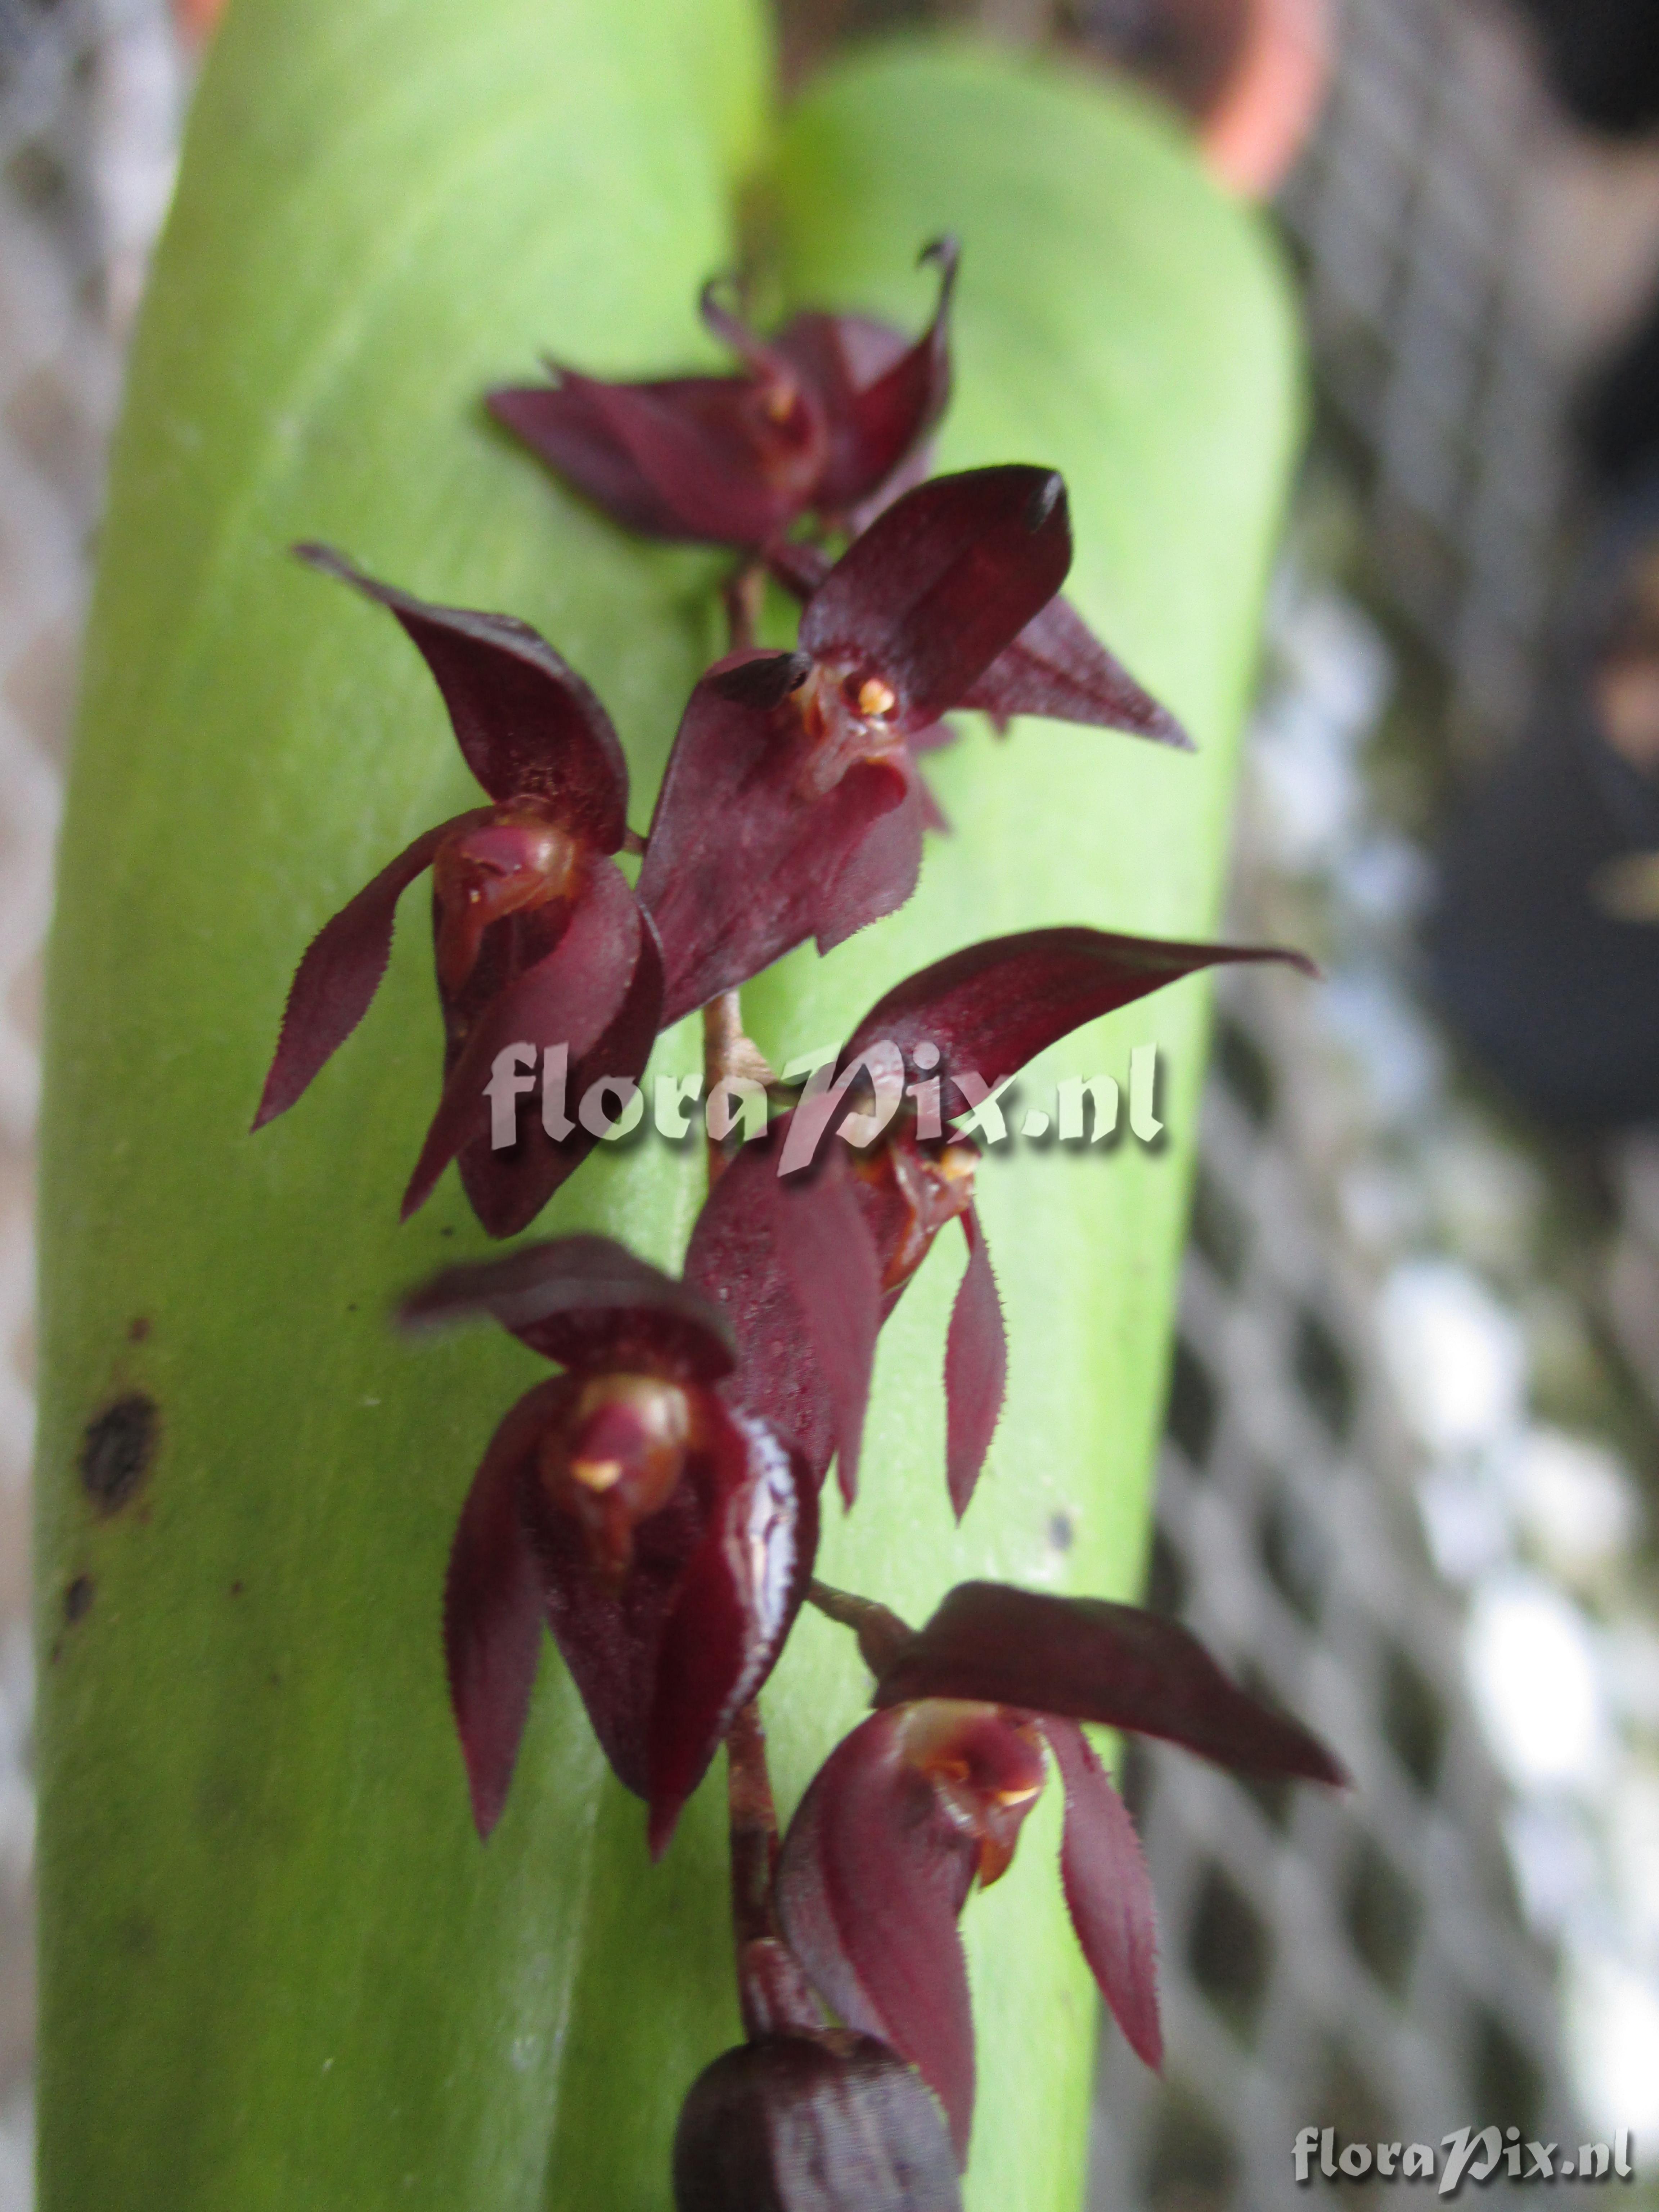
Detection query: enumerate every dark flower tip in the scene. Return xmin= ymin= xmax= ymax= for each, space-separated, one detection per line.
xmin=673 ymin=2033 xmax=961 ymax=2211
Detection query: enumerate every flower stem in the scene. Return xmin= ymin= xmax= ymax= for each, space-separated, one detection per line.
xmin=727 ymin=1699 xmax=822 ymax=2039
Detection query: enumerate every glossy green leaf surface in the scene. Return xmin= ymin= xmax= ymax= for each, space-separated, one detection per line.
xmin=36 ymin=12 xmax=1299 ymax=2212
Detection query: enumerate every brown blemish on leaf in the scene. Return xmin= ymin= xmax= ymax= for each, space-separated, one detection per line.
xmin=80 ymin=1392 xmax=159 ymax=1515
xmin=1048 ymin=1510 xmax=1076 ymax=1553
xmin=229 ymin=1579 xmax=244 ymax=1597
xmin=63 ymin=1574 xmax=94 ymax=1624
xmin=127 ymin=1316 xmax=151 ymax=1344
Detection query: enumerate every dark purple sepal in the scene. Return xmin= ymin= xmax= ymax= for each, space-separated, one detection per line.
xmin=846 ymin=927 xmax=1319 ymax=1105
xmin=943 ymin=1205 xmax=1006 ymax=1521
xmin=775 ymin=1712 xmax=978 ymax=2161
xmin=815 ymin=778 xmax=925 ymax=961
xmin=533 ymin=1461 xmax=702 ymax=1800
xmin=798 ymin=467 xmax=1071 ymax=728
xmin=646 ymin=1411 xmax=818 ymax=1856
xmin=685 ymin=1139 xmax=882 ymax=1503
xmin=486 ymin=379 xmax=698 ymax=540
xmin=1042 ymin=1718 xmax=1162 ymax=2068
xmin=457 ymin=903 xmax=666 ymax=1239
xmin=638 ymin=660 xmax=917 ymax=1026
xmin=489 ymin=365 xmax=824 ymax=548
xmin=672 ymin=2032 xmax=962 ymax=2212
xmin=872 ymin=1584 xmax=1347 ymax=1784
xmin=961 ymin=594 xmax=1192 ymax=751
xmin=684 ymin=1128 xmax=835 ymax=1489
xmin=252 ymin=809 xmax=485 ymax=1130
xmin=400 ymin=1230 xmax=736 ymax=1383
xmin=443 ymin=1377 xmax=570 ymax=1839
xmin=775 ymin=237 xmax=958 ymax=520
xmin=292 ymin=544 xmax=630 ymax=841
xmin=400 ymin=856 xmax=648 ymax=1223
xmin=523 ymin=1396 xmax=814 ymax=1851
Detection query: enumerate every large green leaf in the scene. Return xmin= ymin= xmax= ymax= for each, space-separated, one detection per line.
xmin=35 ymin=11 xmax=1299 ymax=2212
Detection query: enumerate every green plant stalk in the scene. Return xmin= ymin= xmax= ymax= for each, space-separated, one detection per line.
xmin=35 ymin=6 xmax=1300 ymax=2209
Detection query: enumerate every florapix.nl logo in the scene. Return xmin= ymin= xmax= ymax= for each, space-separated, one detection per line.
xmin=479 ymin=1035 xmax=1169 ymax=1166
xmin=1293 ymin=2126 xmax=1636 ymax=2193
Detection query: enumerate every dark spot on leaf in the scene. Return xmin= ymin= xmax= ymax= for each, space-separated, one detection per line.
xmin=126 ymin=1316 xmax=151 ymax=1344
xmin=119 ymin=1913 xmax=156 ymax=1958
xmin=48 ymin=1639 xmax=62 ymax=1666
xmin=80 ymin=1392 xmax=158 ymax=1515
xmin=440 ymin=1227 xmax=455 ymax=1238
xmin=1048 ymin=1510 xmax=1075 ymax=1552
xmin=229 ymin=1580 xmax=244 ymax=1597
xmin=63 ymin=1574 xmax=94 ymax=1624
xmin=346 ymin=1301 xmax=359 ymax=1312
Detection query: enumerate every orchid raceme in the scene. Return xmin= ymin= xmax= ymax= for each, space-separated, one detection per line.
xmin=400 ymin=1224 xmax=877 ymax=1852
xmin=489 ymin=239 xmax=958 ymax=549
xmin=775 ymin=1581 xmax=1346 ymax=2161
xmin=253 ymin=547 xmax=661 ymax=1236
xmin=687 ymin=926 xmax=1317 ymax=1514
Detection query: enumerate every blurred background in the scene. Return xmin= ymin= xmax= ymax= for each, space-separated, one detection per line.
xmin=5 ymin=0 xmax=1659 ymax=2203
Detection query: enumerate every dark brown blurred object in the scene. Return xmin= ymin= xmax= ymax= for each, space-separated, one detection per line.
xmin=1430 ymin=473 xmax=1659 ymax=1130
xmin=1508 ymin=0 xmax=1659 ymax=138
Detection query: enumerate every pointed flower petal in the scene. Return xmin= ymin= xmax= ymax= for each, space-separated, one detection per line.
xmin=294 ymin=543 xmax=630 ymax=840
xmin=490 ymin=363 xmax=823 ymax=548
xmin=944 ymin=1205 xmax=1006 ymax=1521
xmin=534 ymin=1456 xmax=705 ymax=1799
xmin=638 ymin=661 xmax=915 ymax=1026
xmin=1043 ymin=1719 xmax=1162 ymax=2068
xmin=456 ymin=905 xmax=665 ymax=1239
xmin=252 ymin=810 xmax=482 ymax=1129
xmin=776 ymin=1711 xmax=979 ymax=2161
xmin=815 ymin=779 xmax=925 ymax=960
xmin=646 ymin=1411 xmax=817 ymax=1854
xmin=401 ymin=1231 xmax=736 ymax=1382
xmin=486 ymin=379 xmax=696 ymax=539
xmin=798 ymin=467 xmax=1072 ymax=727
xmin=400 ymin=855 xmax=645 ymax=1221
xmin=776 ymin=236 xmax=959 ymax=516
xmin=872 ymin=1584 xmax=1347 ymax=1784
xmin=845 ymin=927 xmax=1318 ymax=1102
xmin=443 ymin=1380 xmax=568 ymax=1838
xmin=685 ymin=1141 xmax=882 ymax=1502
xmin=961 ymin=594 xmax=1192 ymax=750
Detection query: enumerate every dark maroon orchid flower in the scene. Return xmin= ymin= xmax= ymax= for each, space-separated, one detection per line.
xmin=775 ymin=1581 xmax=1345 ymax=2161
xmin=401 ymin=1235 xmax=839 ymax=1853
xmin=768 ymin=539 xmax=1190 ymax=759
xmin=687 ymin=927 xmax=1316 ymax=1514
xmin=673 ymin=2031 xmax=961 ymax=2212
xmin=487 ymin=240 xmax=957 ymax=550
xmin=254 ymin=547 xmax=661 ymax=1237
xmin=639 ymin=465 xmax=1092 ymax=1026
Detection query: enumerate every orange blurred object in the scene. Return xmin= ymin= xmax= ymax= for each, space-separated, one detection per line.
xmin=172 ymin=0 xmax=227 ymax=47
xmin=1201 ymin=0 xmax=1332 ymax=198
